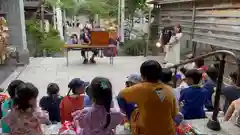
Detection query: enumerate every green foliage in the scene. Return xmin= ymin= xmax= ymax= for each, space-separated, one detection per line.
xmin=125 ymin=0 xmax=147 ymax=18
xmin=45 ymin=0 xmax=79 ymax=17
xmin=25 ymin=19 xmax=64 ymax=57
xmin=76 ymin=0 xmax=117 ymax=18
xmin=45 ymin=0 xmax=76 ymax=9
xmin=46 ymin=0 xmax=118 ymax=18
xmin=122 ymin=39 xmax=146 ymax=56
xmin=40 ymin=28 xmax=64 ymax=56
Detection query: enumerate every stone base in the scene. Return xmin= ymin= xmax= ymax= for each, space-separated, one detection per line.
xmin=17 ymin=49 xmax=29 ymax=65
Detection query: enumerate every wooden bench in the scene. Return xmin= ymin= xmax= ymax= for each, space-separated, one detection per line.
xmin=64 ymin=31 xmax=117 ymax=66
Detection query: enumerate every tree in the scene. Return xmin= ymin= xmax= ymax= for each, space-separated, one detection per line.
xmin=45 ymin=0 xmax=77 ymax=17
xmin=75 ymin=0 xmax=118 ymax=26
xmin=125 ymin=0 xmax=147 ymax=35
xmin=46 ymin=0 xmax=118 ymax=27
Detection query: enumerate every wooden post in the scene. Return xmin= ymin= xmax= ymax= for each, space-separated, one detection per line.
xmin=145 ymin=8 xmax=152 ymax=57
xmin=190 ymin=0 xmax=196 ymax=57
xmin=40 ymin=3 xmax=45 ymax=32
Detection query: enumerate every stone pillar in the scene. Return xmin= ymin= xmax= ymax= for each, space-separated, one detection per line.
xmin=1 ymin=0 xmax=29 ymax=64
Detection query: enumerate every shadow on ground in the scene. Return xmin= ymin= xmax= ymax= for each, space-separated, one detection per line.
xmin=0 ymin=58 xmax=17 ymax=85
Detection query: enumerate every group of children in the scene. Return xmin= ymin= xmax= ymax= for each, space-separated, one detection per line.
xmin=0 ymin=59 xmax=239 ymax=135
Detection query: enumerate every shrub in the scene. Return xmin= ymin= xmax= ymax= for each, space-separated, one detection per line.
xmin=25 ymin=19 xmax=64 ymax=57
xmin=122 ymin=39 xmax=146 ymax=56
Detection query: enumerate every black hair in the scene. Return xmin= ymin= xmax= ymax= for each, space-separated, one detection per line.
xmin=206 ymin=67 xmax=218 ymax=81
xmin=83 ymin=27 xmax=90 ymax=32
xmin=47 ymin=83 xmax=60 ymax=97
xmin=175 ymin=24 xmax=182 ymax=33
xmin=160 ymin=68 xmax=172 ymax=83
xmin=89 ymin=77 xmax=112 ymax=129
xmin=185 ymin=69 xmax=202 ymax=84
xmin=67 ymin=79 xmax=84 ymax=95
xmin=14 ymin=82 xmax=39 ymax=111
xmin=195 ymin=59 xmax=205 ymax=68
xmin=180 ymin=67 xmax=187 ymax=75
xmin=7 ymin=80 xmax=24 ymax=98
xmin=71 ymin=34 xmax=78 ymax=38
xmin=140 ymin=60 xmax=162 ymax=83
xmin=161 ymin=26 xmax=174 ymax=46
xmin=125 ymin=81 xmax=134 ymax=87
xmin=229 ymin=71 xmax=238 ymax=83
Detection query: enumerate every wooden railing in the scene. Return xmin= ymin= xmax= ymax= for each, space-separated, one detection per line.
xmin=167 ymin=50 xmax=240 ymax=131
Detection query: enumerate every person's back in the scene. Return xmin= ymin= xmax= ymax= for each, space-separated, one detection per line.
xmin=222 ymin=71 xmax=240 ymax=113
xmin=40 ymin=83 xmax=62 ymax=123
xmin=60 ymin=95 xmax=84 ymax=123
xmin=222 ymin=85 xmax=240 ymax=113
xmin=119 ymin=60 xmax=178 ymax=135
xmin=40 ymin=96 xmax=62 ymax=123
xmin=73 ymin=106 xmax=124 ymax=135
xmin=60 ymin=78 xmax=88 ymax=123
xmin=2 ymin=83 xmax=44 ymax=135
xmin=1 ymin=80 xmax=24 ymax=133
xmin=136 ymin=82 xmax=177 ymax=134
xmin=73 ymin=77 xmax=124 ymax=135
xmin=180 ymin=86 xmax=206 ymax=119
xmin=179 ymin=69 xmax=206 ymax=119
xmin=203 ymin=67 xmax=218 ymax=111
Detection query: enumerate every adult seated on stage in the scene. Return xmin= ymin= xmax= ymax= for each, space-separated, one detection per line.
xmin=67 ymin=34 xmax=79 ymax=44
xmin=80 ymin=27 xmax=98 ymax=64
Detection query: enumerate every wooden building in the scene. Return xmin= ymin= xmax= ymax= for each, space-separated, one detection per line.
xmin=148 ymin=0 xmax=240 ymax=56
xmin=24 ymin=0 xmax=54 ymax=22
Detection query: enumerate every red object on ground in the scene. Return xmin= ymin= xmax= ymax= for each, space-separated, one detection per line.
xmin=175 ymin=122 xmax=193 ymax=135
xmin=58 ymin=121 xmax=77 ymax=134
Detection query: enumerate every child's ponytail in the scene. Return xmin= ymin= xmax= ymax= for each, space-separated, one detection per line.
xmin=90 ymin=77 xmax=113 ymax=129
xmin=103 ymin=89 xmax=112 ymax=129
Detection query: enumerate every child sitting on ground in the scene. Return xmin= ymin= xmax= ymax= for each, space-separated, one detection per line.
xmin=221 ymin=71 xmax=240 ymax=113
xmin=117 ymin=73 xmax=142 ymax=120
xmin=72 ymin=77 xmax=125 ymax=135
xmin=179 ymin=69 xmax=206 ymax=119
xmin=1 ymin=80 xmax=24 ymax=133
xmin=40 ymin=83 xmax=63 ymax=124
xmin=203 ymin=67 xmax=218 ymax=111
xmin=60 ymin=78 xmax=91 ymax=123
xmin=3 ymin=83 xmax=50 ymax=135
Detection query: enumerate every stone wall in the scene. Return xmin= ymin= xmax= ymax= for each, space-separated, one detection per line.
xmin=0 ymin=0 xmax=29 ymax=64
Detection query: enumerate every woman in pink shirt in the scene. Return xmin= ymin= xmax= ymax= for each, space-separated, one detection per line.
xmin=72 ymin=77 xmax=125 ymax=135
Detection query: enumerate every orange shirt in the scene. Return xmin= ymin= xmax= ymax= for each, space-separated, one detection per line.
xmin=119 ymin=82 xmax=178 ymax=135
xmin=60 ymin=95 xmax=84 ymax=123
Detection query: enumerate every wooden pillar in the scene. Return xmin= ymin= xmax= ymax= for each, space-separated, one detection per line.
xmin=190 ymin=0 xmax=196 ymax=57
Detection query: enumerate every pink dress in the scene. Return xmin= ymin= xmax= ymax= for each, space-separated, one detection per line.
xmin=72 ymin=104 xmax=125 ymax=135
xmin=2 ymin=108 xmax=43 ymax=135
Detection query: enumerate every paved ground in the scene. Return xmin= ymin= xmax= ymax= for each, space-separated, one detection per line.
xmin=0 ymin=51 xmax=163 ymax=103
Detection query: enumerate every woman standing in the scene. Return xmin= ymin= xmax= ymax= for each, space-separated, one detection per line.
xmin=164 ymin=24 xmax=183 ymax=65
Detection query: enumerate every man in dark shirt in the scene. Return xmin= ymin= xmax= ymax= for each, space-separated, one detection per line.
xmin=222 ymin=71 xmax=240 ymax=113
xmin=80 ymin=27 xmax=98 ymax=64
